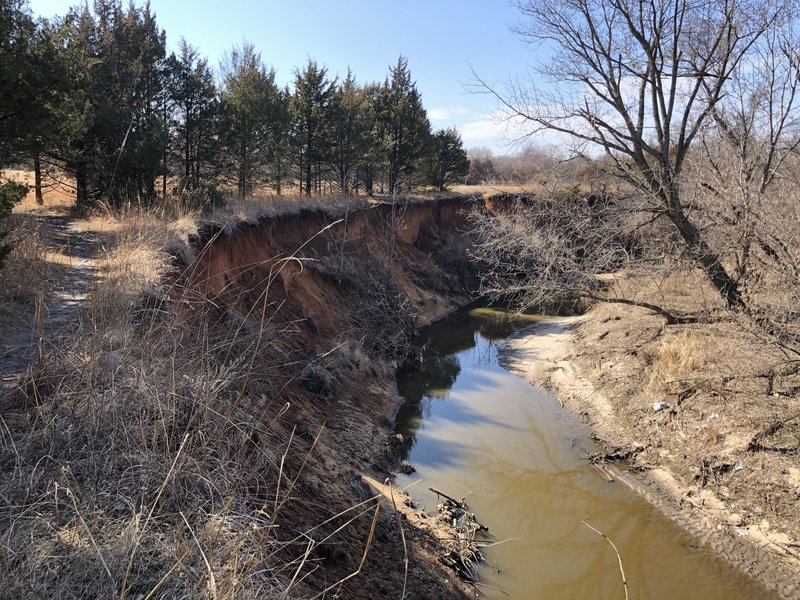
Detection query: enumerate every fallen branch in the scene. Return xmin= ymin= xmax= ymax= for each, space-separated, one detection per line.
xmin=585 ymin=293 xmax=706 ymax=325
xmin=388 ymin=479 xmax=409 ymax=600
xmin=582 ymin=519 xmax=629 ymax=600
xmin=429 ymin=487 xmax=466 ymax=508
xmin=748 ymin=412 xmax=800 ymax=453
xmin=576 ymin=447 xmax=615 ymax=482
xmin=430 ymin=487 xmax=489 ymax=532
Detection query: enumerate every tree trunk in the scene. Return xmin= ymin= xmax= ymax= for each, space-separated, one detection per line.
xmin=668 ymin=204 xmax=744 ymax=309
xmin=163 ymin=99 xmax=168 ymax=199
xmin=185 ymin=132 xmax=191 ymax=181
xmin=76 ymin=160 xmax=89 ymax=208
xmin=33 ymin=153 xmax=43 ymax=205
xmin=305 ymin=158 xmax=312 ymax=196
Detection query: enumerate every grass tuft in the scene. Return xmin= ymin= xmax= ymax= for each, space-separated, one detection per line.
xmin=643 ymin=331 xmax=707 ymax=392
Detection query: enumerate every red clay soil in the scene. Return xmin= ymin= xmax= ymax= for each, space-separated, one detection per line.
xmin=183 ymin=197 xmax=492 ymax=599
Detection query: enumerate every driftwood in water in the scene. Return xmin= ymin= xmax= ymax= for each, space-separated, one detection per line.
xmin=428 ymin=486 xmax=490 ymax=582
xmin=429 ymin=487 xmax=488 ymax=532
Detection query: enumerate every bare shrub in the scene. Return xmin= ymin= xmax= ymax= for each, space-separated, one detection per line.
xmin=311 ymin=251 xmax=416 ymax=363
xmin=469 ymin=193 xmax=633 ymax=310
xmin=688 ymin=136 xmax=800 ymax=355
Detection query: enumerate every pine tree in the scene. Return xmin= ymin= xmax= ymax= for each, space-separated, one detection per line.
xmin=218 ymin=43 xmax=282 ymax=199
xmin=328 ymin=69 xmax=369 ymax=195
xmin=0 ymin=0 xmax=65 ymax=192
xmin=0 ymin=0 xmax=37 ymax=257
xmin=290 ymin=59 xmax=336 ymax=196
xmin=56 ymin=1 xmax=168 ymax=207
xmin=0 ymin=0 xmax=36 ymax=162
xmin=166 ymin=39 xmax=219 ymax=191
xmin=422 ymin=128 xmax=469 ymax=191
xmin=265 ymin=85 xmax=292 ymax=195
xmin=377 ymin=56 xmax=431 ymax=195
xmin=357 ymin=82 xmax=386 ymax=196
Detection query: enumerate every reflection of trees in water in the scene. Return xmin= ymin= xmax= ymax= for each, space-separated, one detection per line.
xmin=476 ymin=317 xmax=521 ymax=341
xmin=394 ymin=353 xmax=461 ymax=459
xmin=424 ymin=312 xmax=479 ymax=356
xmin=470 ymin=336 xmax=499 ymax=370
xmin=393 ymin=305 xmax=531 ymax=459
xmin=424 ymin=311 xmax=522 ymax=356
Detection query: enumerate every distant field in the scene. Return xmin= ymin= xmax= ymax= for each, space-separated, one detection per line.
xmin=2 ymin=169 xmax=75 ymax=211
xmin=452 ymin=183 xmax=544 ymax=196
xmin=3 ymin=169 xmax=579 ymax=214
xmin=452 ymin=182 xmax=601 ymax=197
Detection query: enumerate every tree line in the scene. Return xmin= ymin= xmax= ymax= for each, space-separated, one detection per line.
xmin=0 ymin=0 xmax=470 ymax=213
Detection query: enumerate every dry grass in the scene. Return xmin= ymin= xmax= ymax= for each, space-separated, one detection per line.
xmin=0 ymin=214 xmax=52 ymax=304
xmin=201 ymin=193 xmax=381 ymax=240
xmin=0 ymin=184 xmax=486 ymax=599
xmin=643 ymin=330 xmax=708 ymax=392
xmin=452 ymin=181 xmax=602 ymax=198
xmin=0 ymin=207 xmax=393 ymax=599
xmin=3 ymin=169 xmax=74 ymax=213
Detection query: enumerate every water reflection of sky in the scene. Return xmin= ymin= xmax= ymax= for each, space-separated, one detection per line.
xmin=392 ymin=307 xmax=780 ymax=600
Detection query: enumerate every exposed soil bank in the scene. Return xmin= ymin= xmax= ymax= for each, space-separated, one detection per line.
xmin=502 ymin=309 xmax=800 ymax=599
xmin=187 ymin=197 xmax=495 ymax=598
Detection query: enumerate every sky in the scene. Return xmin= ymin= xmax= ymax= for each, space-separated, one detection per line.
xmin=27 ymin=0 xmax=539 ymax=153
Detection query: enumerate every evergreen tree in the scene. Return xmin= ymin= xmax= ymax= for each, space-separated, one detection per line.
xmin=57 ymin=1 xmax=168 ymax=207
xmin=0 ymin=0 xmax=36 ymax=162
xmin=377 ymin=56 xmax=431 ymax=195
xmin=328 ymin=69 xmax=369 ymax=195
xmin=422 ymin=127 xmax=469 ymax=191
xmin=166 ymin=39 xmax=218 ymax=191
xmin=24 ymin=18 xmax=72 ymax=205
xmin=0 ymin=0 xmax=67 ymax=197
xmin=0 ymin=180 xmax=26 ymax=267
xmin=357 ymin=81 xmax=385 ymax=196
xmin=218 ymin=42 xmax=282 ymax=199
xmin=265 ymin=85 xmax=292 ymax=195
xmin=0 ymin=0 xmax=58 ymax=225
xmin=290 ymin=59 xmax=335 ymax=196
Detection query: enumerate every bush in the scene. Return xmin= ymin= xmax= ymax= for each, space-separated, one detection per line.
xmin=169 ymin=178 xmax=225 ymax=215
xmin=0 ymin=179 xmax=28 ymax=267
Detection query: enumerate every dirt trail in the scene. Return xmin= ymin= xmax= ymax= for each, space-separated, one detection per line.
xmin=0 ymin=213 xmax=101 ymax=387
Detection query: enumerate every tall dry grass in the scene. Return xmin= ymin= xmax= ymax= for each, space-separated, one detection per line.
xmin=0 ymin=215 xmax=52 ymax=304
xmin=0 ymin=208 xmax=387 ymax=599
xmin=642 ymin=331 xmax=708 ymax=393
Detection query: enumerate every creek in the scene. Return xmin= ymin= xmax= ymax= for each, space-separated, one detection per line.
xmin=393 ymin=306 xmax=778 ymax=599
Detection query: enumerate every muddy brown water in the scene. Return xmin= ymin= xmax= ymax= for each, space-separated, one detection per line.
xmin=394 ymin=307 xmax=779 ymax=599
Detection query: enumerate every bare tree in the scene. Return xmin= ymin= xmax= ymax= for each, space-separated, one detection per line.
xmin=689 ymin=15 xmax=800 ymax=351
xmin=477 ymin=0 xmax=788 ymax=309
xmin=695 ymin=13 xmax=800 ymax=273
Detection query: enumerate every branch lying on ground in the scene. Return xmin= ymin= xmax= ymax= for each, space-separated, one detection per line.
xmin=747 ymin=412 xmax=800 ymax=453
xmin=584 ymin=293 xmax=708 ymax=325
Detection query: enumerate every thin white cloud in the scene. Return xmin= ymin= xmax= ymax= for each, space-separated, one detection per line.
xmin=459 ymin=110 xmax=531 ymax=147
xmin=429 ymin=105 xmax=574 ymax=152
xmin=428 ymin=106 xmax=474 ymax=121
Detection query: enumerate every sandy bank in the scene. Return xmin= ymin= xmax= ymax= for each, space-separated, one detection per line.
xmin=501 ymin=315 xmax=800 ymax=600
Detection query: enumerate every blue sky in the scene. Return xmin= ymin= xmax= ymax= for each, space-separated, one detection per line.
xmin=28 ymin=0 xmax=537 ymax=153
